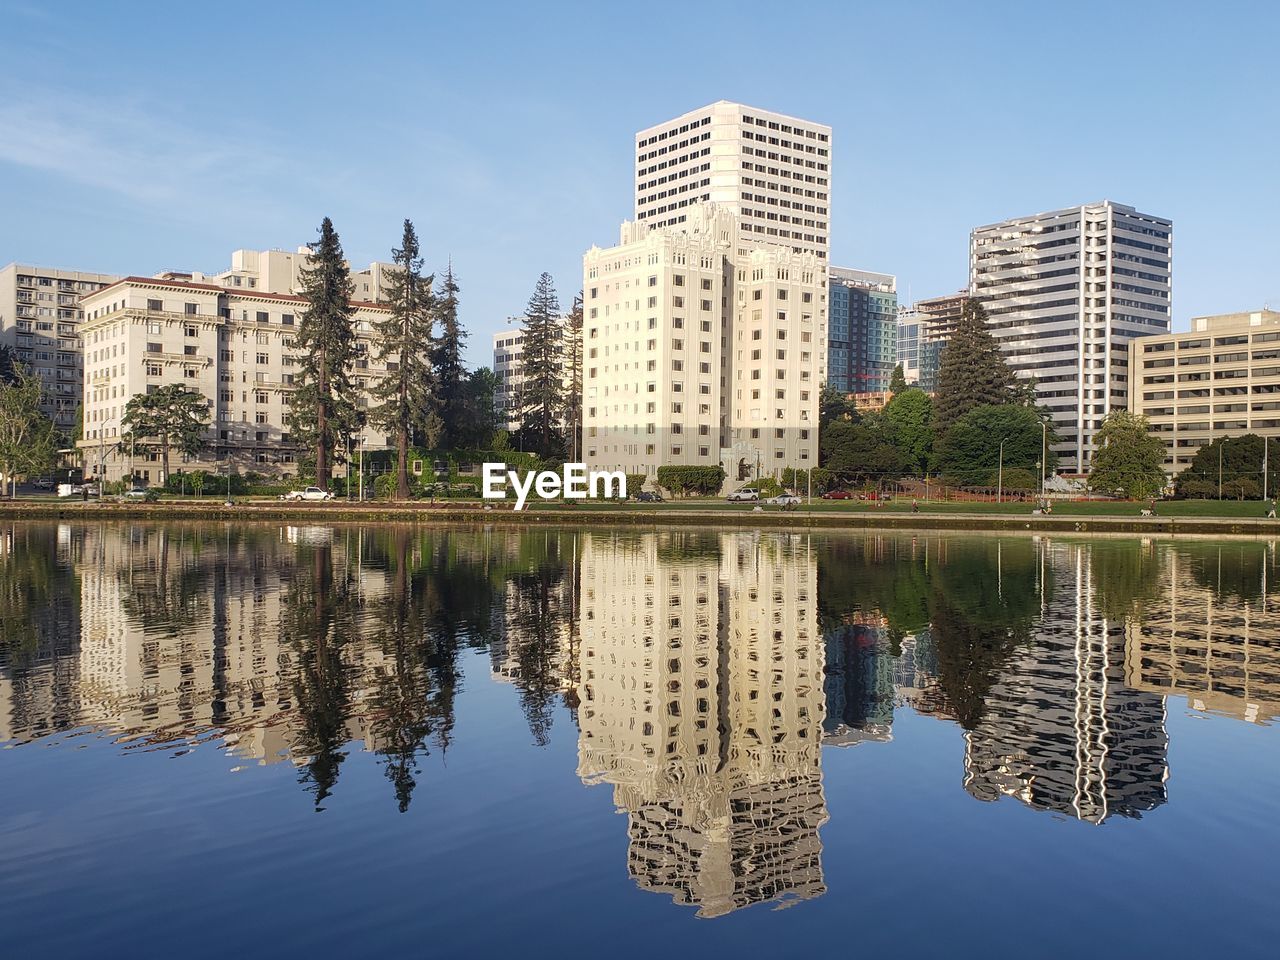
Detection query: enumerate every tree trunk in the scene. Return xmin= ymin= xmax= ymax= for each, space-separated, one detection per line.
xmin=316 ymin=352 xmax=329 ymax=492
xmin=161 ymin=430 xmax=170 ymax=486
xmin=396 ymin=333 xmax=410 ymax=501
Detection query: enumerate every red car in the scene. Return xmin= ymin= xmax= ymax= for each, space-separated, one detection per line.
xmin=821 ymin=490 xmax=853 ymax=500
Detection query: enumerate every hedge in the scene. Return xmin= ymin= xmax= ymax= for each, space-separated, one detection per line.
xmin=656 ymin=465 xmax=725 ymax=497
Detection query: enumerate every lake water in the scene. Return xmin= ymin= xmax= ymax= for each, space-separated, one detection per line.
xmin=1 ymin=523 xmax=1278 ymax=958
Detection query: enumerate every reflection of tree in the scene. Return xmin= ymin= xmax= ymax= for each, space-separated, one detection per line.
xmin=927 ymin=539 xmax=1047 ymax=730
xmin=365 ymin=529 xmax=460 ymax=813
xmin=116 ymin=527 xmax=215 ymax=635
xmin=818 ymin=536 xmax=1050 ymax=730
xmin=1089 ymin=540 xmax=1165 ymax=619
xmin=1175 ymin=542 xmax=1277 ymax=605
xmin=281 ymin=544 xmax=356 ymax=811
xmin=0 ymin=524 xmax=72 ymax=662
xmin=501 ymin=531 xmax=573 ymax=747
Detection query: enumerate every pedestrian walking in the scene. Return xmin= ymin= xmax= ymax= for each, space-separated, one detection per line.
xmin=1267 ymin=499 xmax=1277 ymax=519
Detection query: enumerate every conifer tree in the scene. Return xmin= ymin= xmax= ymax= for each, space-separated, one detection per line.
xmin=933 ymin=298 xmax=1015 ymax=436
xmin=287 ymin=217 xmax=358 ymax=492
xmin=121 ymin=384 xmax=210 ymax=484
xmin=430 ymin=262 xmax=467 ymax=449
xmin=889 ymin=363 xmax=907 ymax=396
xmin=563 ymin=290 xmax=584 ymax=461
xmin=517 ymin=272 xmax=564 ymax=458
xmin=372 ymin=219 xmax=437 ymax=500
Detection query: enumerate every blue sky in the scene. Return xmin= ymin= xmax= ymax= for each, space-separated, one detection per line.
xmin=1 ymin=0 xmax=1276 ymax=366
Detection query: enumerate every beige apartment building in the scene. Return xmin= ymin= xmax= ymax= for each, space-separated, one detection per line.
xmin=582 ymin=202 xmax=824 ymax=483
xmin=635 ymin=100 xmax=833 ymax=261
xmin=0 ymin=263 xmax=118 ymax=435
xmin=1129 ymin=309 xmax=1280 ymax=474
xmin=76 ymin=268 xmax=394 ymax=483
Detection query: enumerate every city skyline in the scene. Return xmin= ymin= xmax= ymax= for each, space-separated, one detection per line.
xmin=3 ymin=2 xmax=1278 ymax=371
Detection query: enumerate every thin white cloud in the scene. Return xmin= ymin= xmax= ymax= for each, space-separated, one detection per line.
xmin=0 ymin=87 xmax=310 ymax=214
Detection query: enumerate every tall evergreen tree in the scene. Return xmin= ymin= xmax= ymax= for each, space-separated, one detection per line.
xmin=371 ymin=219 xmax=437 ymax=500
xmin=430 ymin=261 xmax=467 ymax=449
xmin=517 ymin=272 xmax=564 ymax=458
xmin=563 ymin=290 xmax=583 ymax=461
xmin=889 ymin=363 xmax=908 ymax=395
xmin=287 ymin=217 xmax=358 ymax=493
xmin=1089 ymin=410 xmax=1168 ymax=500
xmin=933 ymin=298 xmax=1015 ymax=436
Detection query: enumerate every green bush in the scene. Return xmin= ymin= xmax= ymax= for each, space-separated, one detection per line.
xmin=625 ymin=473 xmax=647 ymax=497
xmin=756 ymin=477 xmax=783 ymax=499
xmin=656 ymin=465 xmax=726 ymax=497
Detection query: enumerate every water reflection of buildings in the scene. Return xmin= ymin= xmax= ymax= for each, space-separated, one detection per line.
xmin=576 ymin=532 xmax=827 ymax=917
xmin=1124 ymin=546 xmax=1280 ymax=725
xmin=962 ymin=544 xmax=1169 ymax=824
xmin=822 ymin=616 xmax=894 ymax=746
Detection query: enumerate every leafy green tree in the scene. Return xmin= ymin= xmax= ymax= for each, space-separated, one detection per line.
xmin=120 ymin=384 xmax=210 ymax=485
xmin=883 ymin=387 xmax=933 ymax=475
xmin=889 ymin=363 xmax=908 ymax=395
xmin=288 ymin=217 xmax=359 ymax=493
xmin=933 ymin=299 xmax=1015 ymax=435
xmin=937 ymin=404 xmax=1055 ymax=487
xmin=0 ymin=367 xmax=58 ymax=496
xmin=1176 ymin=434 xmax=1279 ymax=499
xmin=563 ymin=290 xmax=584 ymax=461
xmin=819 ymin=384 xmax=859 ymax=426
xmin=372 ymin=219 xmax=438 ymax=500
xmin=1088 ymin=410 xmax=1168 ymax=499
xmin=820 ymin=419 xmax=904 ymax=486
xmin=430 ymin=262 xmax=467 ymax=449
xmin=517 ymin=272 xmax=564 ymax=458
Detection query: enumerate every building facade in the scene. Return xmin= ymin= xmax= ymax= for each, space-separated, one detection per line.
xmin=826 ymin=267 xmax=897 ymax=394
xmin=582 ymin=202 xmax=824 ymax=482
xmin=970 ymin=201 xmax=1173 ymax=472
xmin=0 ymin=263 xmax=118 ymax=435
xmin=1129 ymin=309 xmax=1280 ymax=475
xmin=75 ymin=272 xmax=393 ymax=484
xmin=635 ymin=101 xmax=832 ymax=261
xmin=896 ymin=290 xmax=966 ymax=393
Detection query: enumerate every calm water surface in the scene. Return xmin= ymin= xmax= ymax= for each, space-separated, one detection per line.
xmin=1 ymin=523 xmax=1278 ymax=958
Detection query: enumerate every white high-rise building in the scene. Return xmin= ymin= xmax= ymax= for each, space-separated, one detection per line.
xmin=583 ymin=203 xmax=825 ymax=482
xmin=970 ymin=201 xmax=1172 ymax=472
xmin=634 ymin=101 xmax=832 ymax=261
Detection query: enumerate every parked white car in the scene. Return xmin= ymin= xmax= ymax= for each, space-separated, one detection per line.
xmin=726 ymin=488 xmax=760 ymax=502
xmin=768 ymin=494 xmax=802 ymax=506
xmin=280 ymin=486 xmax=334 ymax=502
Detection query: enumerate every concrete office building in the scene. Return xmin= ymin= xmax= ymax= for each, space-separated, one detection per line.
xmin=0 ymin=263 xmax=118 ymax=434
xmin=582 ymin=202 xmax=825 ymax=482
xmin=634 ymin=101 xmax=832 ymax=260
xmin=826 ymin=268 xmax=897 ymax=394
xmin=1129 ymin=309 xmax=1280 ymax=475
xmin=970 ymin=201 xmax=1172 ymax=472
xmin=76 ymin=271 xmax=393 ymax=484
xmin=897 ymin=290 xmax=967 ymax=392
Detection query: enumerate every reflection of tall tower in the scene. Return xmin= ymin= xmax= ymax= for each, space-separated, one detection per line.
xmin=1125 ymin=546 xmax=1280 ymax=725
xmin=963 ymin=543 xmax=1169 ymax=824
xmin=822 ymin=616 xmax=895 ymax=746
xmin=577 ymin=532 xmax=827 ymax=917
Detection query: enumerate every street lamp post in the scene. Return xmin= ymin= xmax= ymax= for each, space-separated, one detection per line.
xmin=1041 ymin=420 xmax=1048 ymax=500
xmin=998 ymin=437 xmax=1008 ymax=504
xmin=1218 ymin=442 xmax=1224 ymax=500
